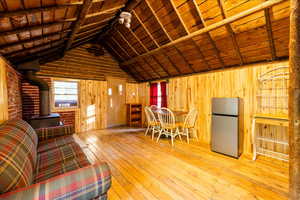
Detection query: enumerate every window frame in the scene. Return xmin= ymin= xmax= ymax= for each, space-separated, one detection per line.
xmin=51 ymin=78 xmax=80 ymax=111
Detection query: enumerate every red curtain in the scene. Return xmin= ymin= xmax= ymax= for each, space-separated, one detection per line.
xmin=150 ymin=83 xmax=158 ymax=105
xmin=160 ymin=82 xmax=167 ymax=107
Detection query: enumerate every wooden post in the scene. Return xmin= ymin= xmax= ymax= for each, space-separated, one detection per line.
xmin=289 ymin=0 xmax=300 ymax=199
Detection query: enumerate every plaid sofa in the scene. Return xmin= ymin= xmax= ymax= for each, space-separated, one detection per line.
xmin=0 ymin=119 xmax=111 ymax=200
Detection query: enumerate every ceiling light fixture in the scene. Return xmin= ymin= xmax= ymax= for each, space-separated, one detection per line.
xmin=118 ymin=12 xmax=132 ymax=29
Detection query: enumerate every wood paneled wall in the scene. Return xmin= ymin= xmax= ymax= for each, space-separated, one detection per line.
xmin=125 ymin=83 xmax=139 ymax=104
xmin=0 ymin=57 xmax=8 ymax=123
xmin=37 ymin=44 xmax=135 ymax=82
xmin=77 ymin=80 xmax=107 ymax=132
xmin=136 ymin=60 xmax=289 ymax=156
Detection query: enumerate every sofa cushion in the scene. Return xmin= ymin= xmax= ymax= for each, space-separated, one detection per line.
xmin=34 ymin=156 xmax=90 ymax=183
xmin=36 ymin=142 xmax=87 ymax=170
xmin=37 ymin=135 xmax=86 ymax=153
xmin=0 ymin=125 xmax=36 ymax=193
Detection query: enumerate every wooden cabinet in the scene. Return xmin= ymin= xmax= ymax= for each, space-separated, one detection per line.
xmin=127 ymin=104 xmax=142 ymax=127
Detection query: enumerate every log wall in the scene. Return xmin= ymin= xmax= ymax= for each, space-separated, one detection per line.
xmin=37 ymin=44 xmax=135 ymax=82
xmin=136 ymin=60 xmax=289 ymax=156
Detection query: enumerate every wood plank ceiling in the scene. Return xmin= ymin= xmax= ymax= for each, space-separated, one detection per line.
xmin=0 ymin=0 xmax=290 ymax=82
xmin=101 ymin=0 xmax=290 ymax=82
xmin=0 ymin=0 xmax=128 ymax=64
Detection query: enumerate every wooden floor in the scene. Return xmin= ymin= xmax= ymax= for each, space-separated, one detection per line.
xmin=77 ymin=127 xmax=289 ymax=200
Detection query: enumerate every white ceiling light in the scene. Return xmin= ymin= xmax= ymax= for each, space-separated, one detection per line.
xmin=118 ymin=11 xmax=132 ymax=29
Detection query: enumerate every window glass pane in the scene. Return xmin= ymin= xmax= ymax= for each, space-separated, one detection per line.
xmin=53 ymin=81 xmax=78 ymax=108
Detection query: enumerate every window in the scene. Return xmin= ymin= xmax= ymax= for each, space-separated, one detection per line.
xmin=150 ymin=82 xmax=167 ymax=108
xmin=53 ymin=80 xmax=78 ymax=108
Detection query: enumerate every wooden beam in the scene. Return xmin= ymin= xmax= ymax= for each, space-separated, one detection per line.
xmin=76 ymin=26 xmax=105 ymax=37
xmin=120 ymin=65 xmax=140 ymax=81
xmin=80 ymin=16 xmax=114 ymax=29
xmin=169 ymin=0 xmax=189 ymax=34
xmin=217 ymin=0 xmax=244 ymax=65
xmin=143 ymin=57 xmax=162 ymax=78
xmin=264 ymin=8 xmax=277 ymax=60
xmin=190 ymin=39 xmax=211 ymax=69
xmin=121 ymin=0 xmax=284 ymax=66
xmin=0 ymin=3 xmax=81 ymax=18
xmin=137 ymin=59 xmax=155 ymax=80
xmin=116 ymin=29 xmax=139 ymax=56
xmin=85 ymin=5 xmax=124 ymax=18
xmin=132 ymin=10 xmax=159 ymax=48
xmin=127 ymin=27 xmax=148 ymax=52
xmin=5 ymin=39 xmax=65 ymax=57
xmin=152 ymin=55 xmax=171 ymax=76
xmin=192 ymin=0 xmax=225 ymax=67
xmin=144 ymin=0 xmax=172 ymax=42
xmin=105 ymin=42 xmax=126 ymax=61
xmin=130 ymin=63 xmax=146 ymax=81
xmin=289 ymin=0 xmax=300 ymax=199
xmin=174 ymin=46 xmax=196 ymax=72
xmin=0 ymin=20 xmax=75 ymax=37
xmin=64 ymin=0 xmax=93 ymax=52
xmin=0 ymin=29 xmax=71 ymax=49
xmin=110 ymin=37 xmax=131 ymax=59
xmin=162 ymin=51 xmax=181 ymax=74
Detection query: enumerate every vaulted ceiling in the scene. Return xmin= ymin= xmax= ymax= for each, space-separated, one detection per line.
xmin=101 ymin=0 xmax=289 ymax=82
xmin=0 ymin=0 xmax=290 ymax=82
xmin=0 ymin=0 xmax=128 ymax=64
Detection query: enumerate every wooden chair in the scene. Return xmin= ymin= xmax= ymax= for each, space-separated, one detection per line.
xmin=179 ymin=108 xmax=198 ymax=144
xmin=156 ymin=107 xmax=181 ymax=146
xmin=150 ymin=105 xmax=158 ymax=111
xmin=144 ymin=106 xmax=160 ymax=140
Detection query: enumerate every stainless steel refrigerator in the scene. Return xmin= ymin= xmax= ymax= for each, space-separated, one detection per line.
xmin=211 ymin=98 xmax=241 ymax=158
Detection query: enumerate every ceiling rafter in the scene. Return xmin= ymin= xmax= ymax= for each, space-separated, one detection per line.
xmin=105 ymin=42 xmax=125 ymax=61
xmin=0 ymin=3 xmax=81 ymax=18
xmin=0 ymin=20 xmax=75 ymax=37
xmin=192 ymin=0 xmax=225 ymax=68
xmin=130 ymin=63 xmax=146 ymax=80
xmin=0 ymin=30 xmax=71 ymax=49
xmin=85 ymin=5 xmax=124 ymax=18
xmin=110 ymin=37 xmax=131 ymax=59
xmin=120 ymin=0 xmax=284 ymax=66
xmin=190 ymin=39 xmax=211 ymax=70
xmin=79 ymin=16 xmax=114 ymax=29
xmin=169 ymin=0 xmax=189 ymax=34
xmin=116 ymin=29 xmax=139 ymax=56
xmin=132 ymin=10 xmax=160 ymax=48
xmin=64 ymin=0 xmax=93 ymax=52
xmin=264 ymin=8 xmax=277 ymax=60
xmin=162 ymin=51 xmax=181 ymax=74
xmin=144 ymin=0 xmax=172 ymax=42
xmin=217 ymin=0 xmax=244 ymax=65
xmin=143 ymin=57 xmax=162 ymax=79
xmin=137 ymin=59 xmax=155 ymax=79
xmin=73 ymin=30 xmax=102 ymax=44
xmin=127 ymin=26 xmax=148 ymax=52
xmin=120 ymin=65 xmax=140 ymax=81
xmin=151 ymin=55 xmax=171 ymax=76
xmin=6 ymin=39 xmax=65 ymax=58
xmin=76 ymin=26 xmax=105 ymax=37
xmin=174 ymin=46 xmax=196 ymax=73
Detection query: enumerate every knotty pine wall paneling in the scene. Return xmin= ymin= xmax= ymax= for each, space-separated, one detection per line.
xmin=136 ymin=60 xmax=289 ymax=157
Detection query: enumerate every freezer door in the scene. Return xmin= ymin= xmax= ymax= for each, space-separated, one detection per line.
xmin=212 ymin=98 xmax=239 ymax=116
xmin=211 ymin=115 xmax=239 ymax=158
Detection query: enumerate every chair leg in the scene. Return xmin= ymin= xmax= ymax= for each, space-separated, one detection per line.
xmin=177 ymin=128 xmax=182 ymax=141
xmin=186 ymin=128 xmax=190 ymax=144
xmin=145 ymin=125 xmax=150 ymax=136
xmin=151 ymin=127 xmax=155 ymax=140
xmin=171 ymin=130 xmax=174 ymax=146
xmin=156 ymin=129 xmax=163 ymax=143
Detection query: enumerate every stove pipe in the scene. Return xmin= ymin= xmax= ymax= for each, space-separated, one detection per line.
xmin=25 ymin=70 xmax=50 ymax=116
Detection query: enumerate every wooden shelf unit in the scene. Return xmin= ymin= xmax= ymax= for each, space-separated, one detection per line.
xmin=127 ymin=104 xmax=142 ymax=127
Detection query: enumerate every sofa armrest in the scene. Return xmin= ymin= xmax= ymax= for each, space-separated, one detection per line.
xmin=35 ymin=125 xmax=75 ymax=141
xmin=0 ymin=162 xmax=111 ymax=200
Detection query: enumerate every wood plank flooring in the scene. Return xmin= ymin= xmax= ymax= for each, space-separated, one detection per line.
xmin=77 ymin=127 xmax=289 ymax=200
